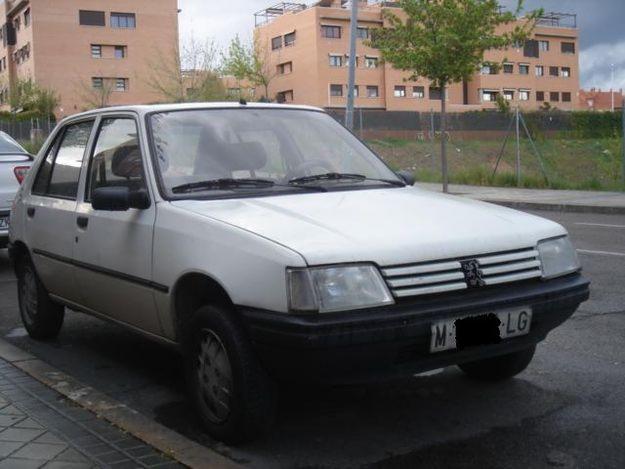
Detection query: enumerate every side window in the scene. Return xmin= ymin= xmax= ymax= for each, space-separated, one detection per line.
xmin=87 ymin=118 xmax=146 ymax=201
xmin=32 ymin=121 xmax=94 ymax=199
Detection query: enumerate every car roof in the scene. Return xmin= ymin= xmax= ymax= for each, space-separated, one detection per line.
xmin=60 ymin=102 xmax=325 ymax=124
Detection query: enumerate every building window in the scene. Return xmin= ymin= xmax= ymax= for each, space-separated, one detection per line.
xmin=366 ymin=85 xmax=379 ymax=98
xmin=111 ymin=13 xmax=136 ymax=29
xmin=562 ymin=92 xmax=571 ymax=102
xmin=321 ymin=25 xmax=341 ymax=39
xmin=330 ymin=84 xmax=343 ymax=97
xmin=364 ymin=56 xmax=378 ymax=69
xmin=79 ymin=10 xmax=105 ymax=26
xmin=13 ymin=17 xmax=20 ymax=31
xmin=518 ymin=64 xmax=529 ymax=75
xmin=92 ymin=77 xmax=104 ymax=89
xmin=412 ymin=86 xmax=425 ymax=98
xmin=271 ymin=36 xmax=282 ymax=50
xmin=503 ymin=63 xmax=514 ymax=74
xmin=519 ymin=90 xmax=530 ymax=101
xmin=115 ymin=78 xmax=128 ymax=91
xmin=277 ymin=61 xmax=292 ymax=74
xmin=394 ymin=86 xmax=406 ymax=98
xmin=560 ymin=67 xmax=571 ymax=78
xmin=535 ymin=65 xmax=544 ymax=77
xmin=284 ymin=31 xmax=296 ymax=47
xmin=550 ymin=91 xmax=559 ymax=102
xmin=503 ymin=89 xmax=514 ymax=101
xmin=549 ymin=66 xmax=559 ymax=77
xmin=523 ymin=40 xmax=539 ymax=58
xmin=561 ymin=42 xmax=575 ymax=54
xmin=115 ymin=46 xmax=127 ymax=59
xmin=344 ymin=55 xmax=359 ymax=67
xmin=276 ymin=90 xmax=294 ymax=103
xmin=357 ymin=27 xmax=369 ymax=39
xmin=481 ymin=64 xmax=497 ymax=75
xmin=329 ymin=54 xmax=343 ymax=67
xmin=536 ymin=91 xmax=545 ymax=102
xmin=538 ymin=40 xmax=549 ymax=51
xmin=430 ymin=87 xmax=444 ymax=100
xmin=349 ymin=85 xmax=359 ymax=97
xmin=24 ymin=8 xmax=30 ymax=27
xmin=481 ymin=90 xmax=499 ymax=102
xmin=91 ymin=45 xmax=102 ymax=58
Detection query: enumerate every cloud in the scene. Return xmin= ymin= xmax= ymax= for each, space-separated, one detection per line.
xmin=580 ymin=40 xmax=625 ymax=90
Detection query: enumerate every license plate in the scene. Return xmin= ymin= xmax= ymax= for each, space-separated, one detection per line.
xmin=0 ymin=216 xmax=8 ymax=230
xmin=430 ymin=307 xmax=532 ymax=353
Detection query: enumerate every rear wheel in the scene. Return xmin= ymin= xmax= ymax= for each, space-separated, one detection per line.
xmin=184 ymin=304 xmax=276 ymax=443
xmin=458 ymin=346 xmax=536 ymax=381
xmin=16 ymin=257 xmax=64 ymax=340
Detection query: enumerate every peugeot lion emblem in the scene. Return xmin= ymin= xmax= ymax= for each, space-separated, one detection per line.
xmin=460 ymin=259 xmax=485 ymax=288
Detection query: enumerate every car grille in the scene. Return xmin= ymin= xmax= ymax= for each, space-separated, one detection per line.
xmin=381 ymin=247 xmax=542 ymax=299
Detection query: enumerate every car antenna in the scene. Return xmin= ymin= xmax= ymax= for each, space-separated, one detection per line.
xmin=239 ymin=98 xmax=247 ymax=106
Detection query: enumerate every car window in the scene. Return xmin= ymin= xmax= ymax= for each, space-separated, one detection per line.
xmin=32 ymin=121 xmax=94 ymax=199
xmin=86 ymin=118 xmax=146 ymax=201
xmin=0 ymin=132 xmax=27 ymax=154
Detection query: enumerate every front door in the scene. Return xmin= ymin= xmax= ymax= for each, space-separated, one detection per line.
xmin=73 ymin=116 xmax=161 ymax=334
xmin=26 ymin=120 xmax=95 ymax=302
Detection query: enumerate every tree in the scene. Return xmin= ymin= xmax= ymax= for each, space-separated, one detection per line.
xmin=221 ymin=35 xmax=276 ymax=101
xmin=9 ymin=79 xmax=58 ymax=117
xmin=147 ymin=37 xmax=226 ymax=103
xmin=370 ymin=0 xmax=542 ymax=192
xmin=78 ymin=77 xmax=115 ymax=110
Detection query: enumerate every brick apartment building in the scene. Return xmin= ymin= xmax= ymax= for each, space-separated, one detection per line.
xmin=578 ymin=88 xmax=624 ymax=111
xmin=0 ymin=0 xmax=179 ymax=117
xmin=255 ymin=0 xmax=580 ymax=111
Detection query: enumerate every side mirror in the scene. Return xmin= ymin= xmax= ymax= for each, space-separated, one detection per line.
xmin=92 ymin=187 xmax=150 ymax=211
xmin=397 ymin=170 xmax=415 ymax=186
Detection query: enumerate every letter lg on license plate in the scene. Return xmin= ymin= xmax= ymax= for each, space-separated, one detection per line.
xmin=0 ymin=216 xmax=8 ymax=230
xmin=430 ymin=308 xmax=533 ymax=353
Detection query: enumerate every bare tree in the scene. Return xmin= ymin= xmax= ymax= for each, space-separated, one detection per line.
xmin=77 ymin=77 xmax=115 ymax=110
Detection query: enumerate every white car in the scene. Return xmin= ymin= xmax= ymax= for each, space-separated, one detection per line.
xmin=9 ymin=103 xmax=589 ymax=443
xmin=0 ymin=131 xmax=31 ymax=248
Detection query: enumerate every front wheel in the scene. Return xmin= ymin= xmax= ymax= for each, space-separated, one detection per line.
xmin=184 ymin=305 xmax=276 ymax=443
xmin=458 ymin=345 xmax=536 ymax=381
xmin=17 ymin=257 xmax=64 ymax=340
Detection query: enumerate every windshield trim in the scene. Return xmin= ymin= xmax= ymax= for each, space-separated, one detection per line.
xmin=144 ymin=106 xmax=403 ymax=202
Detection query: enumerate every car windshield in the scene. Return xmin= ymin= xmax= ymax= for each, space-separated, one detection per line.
xmin=149 ymin=108 xmax=401 ymax=198
xmin=0 ymin=132 xmax=27 ymax=155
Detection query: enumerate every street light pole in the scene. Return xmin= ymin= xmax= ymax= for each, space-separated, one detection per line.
xmin=345 ymin=0 xmax=359 ymax=130
xmin=611 ymin=63 xmax=615 ymax=112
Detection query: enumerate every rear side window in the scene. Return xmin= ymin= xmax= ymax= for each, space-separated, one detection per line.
xmin=32 ymin=121 xmax=94 ymax=199
xmin=86 ymin=118 xmax=146 ymax=201
xmin=0 ymin=132 xmax=26 ymax=154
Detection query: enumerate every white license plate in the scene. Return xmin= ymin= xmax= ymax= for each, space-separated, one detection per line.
xmin=0 ymin=217 xmax=8 ymax=230
xmin=430 ymin=307 xmax=532 ymax=353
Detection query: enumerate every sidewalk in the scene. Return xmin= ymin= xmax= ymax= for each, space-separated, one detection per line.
xmin=0 ymin=357 xmax=182 ymax=469
xmin=416 ymin=182 xmax=625 ymax=214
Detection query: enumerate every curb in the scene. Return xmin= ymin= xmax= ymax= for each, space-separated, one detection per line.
xmin=476 ymin=199 xmax=625 ymax=215
xmin=0 ymin=338 xmax=241 ymax=469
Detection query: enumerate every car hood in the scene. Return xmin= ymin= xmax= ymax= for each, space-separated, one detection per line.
xmin=171 ymin=187 xmax=566 ymax=266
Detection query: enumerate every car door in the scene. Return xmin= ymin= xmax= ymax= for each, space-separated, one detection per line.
xmin=26 ymin=119 xmax=95 ymax=302
xmin=73 ymin=116 xmax=161 ymax=334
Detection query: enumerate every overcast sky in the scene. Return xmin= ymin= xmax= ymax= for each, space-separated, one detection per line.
xmin=178 ymin=0 xmax=625 ymax=90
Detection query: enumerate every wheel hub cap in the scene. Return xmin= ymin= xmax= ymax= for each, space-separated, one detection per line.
xmin=197 ymin=329 xmax=232 ymax=424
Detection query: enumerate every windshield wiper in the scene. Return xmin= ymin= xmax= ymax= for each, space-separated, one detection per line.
xmin=171 ymin=178 xmax=326 ymax=194
xmin=288 ymin=172 xmax=405 ymax=187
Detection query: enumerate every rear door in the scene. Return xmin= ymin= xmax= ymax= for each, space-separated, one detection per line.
xmin=25 ymin=119 xmax=95 ymax=302
xmin=73 ymin=115 xmax=161 ymax=334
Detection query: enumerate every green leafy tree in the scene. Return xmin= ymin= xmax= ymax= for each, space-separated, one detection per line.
xmin=222 ymin=35 xmax=275 ymax=101
xmin=10 ymin=79 xmax=58 ymax=117
xmin=370 ymin=0 xmax=542 ymax=192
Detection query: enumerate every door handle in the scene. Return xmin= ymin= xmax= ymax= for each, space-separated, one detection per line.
xmin=76 ymin=216 xmax=89 ymax=229
xmin=26 ymin=207 xmax=35 ymax=218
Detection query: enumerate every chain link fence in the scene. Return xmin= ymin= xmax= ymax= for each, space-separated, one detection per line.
xmin=0 ymin=118 xmax=56 ymax=151
xmin=329 ymin=109 xmax=625 ymax=191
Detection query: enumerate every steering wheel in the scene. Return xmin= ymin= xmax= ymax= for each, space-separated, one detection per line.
xmin=290 ymin=159 xmax=334 ymax=178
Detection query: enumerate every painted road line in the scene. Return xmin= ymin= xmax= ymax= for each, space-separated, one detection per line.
xmin=575 ymin=223 xmax=625 ymax=229
xmin=577 ymin=249 xmax=625 ymax=257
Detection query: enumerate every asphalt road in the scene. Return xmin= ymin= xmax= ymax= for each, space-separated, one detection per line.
xmin=0 ymin=209 xmax=624 ymax=468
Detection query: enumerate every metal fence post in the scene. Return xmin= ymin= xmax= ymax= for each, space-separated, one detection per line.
xmin=622 ymin=97 xmax=625 ymax=190
xmin=515 ymin=107 xmax=521 ymax=187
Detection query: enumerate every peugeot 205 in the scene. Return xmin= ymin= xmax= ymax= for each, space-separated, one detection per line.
xmin=8 ymin=103 xmax=589 ymax=442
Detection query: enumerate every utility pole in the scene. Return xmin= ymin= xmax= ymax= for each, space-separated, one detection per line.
xmin=345 ymin=0 xmax=359 ymax=130
xmin=515 ymin=106 xmax=521 ymax=187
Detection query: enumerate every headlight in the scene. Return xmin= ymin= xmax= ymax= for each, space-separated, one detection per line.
xmin=538 ymin=236 xmax=580 ymax=279
xmin=287 ymin=264 xmax=394 ymax=313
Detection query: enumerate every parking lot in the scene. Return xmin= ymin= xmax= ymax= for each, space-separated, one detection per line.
xmin=0 ymin=208 xmax=624 ymax=469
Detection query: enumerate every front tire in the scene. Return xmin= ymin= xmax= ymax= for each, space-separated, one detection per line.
xmin=184 ymin=305 xmax=276 ymax=443
xmin=16 ymin=257 xmax=64 ymax=340
xmin=458 ymin=345 xmax=536 ymax=381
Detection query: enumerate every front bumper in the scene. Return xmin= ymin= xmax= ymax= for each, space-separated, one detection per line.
xmin=239 ymin=273 xmax=589 ymax=384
